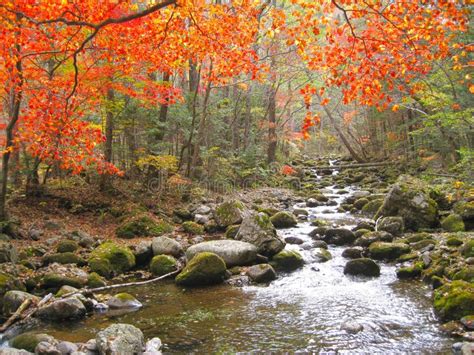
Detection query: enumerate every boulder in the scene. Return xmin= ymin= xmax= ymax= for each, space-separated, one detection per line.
xmin=224 ymin=225 xmax=240 ymax=239
xmin=149 ymin=255 xmax=177 ymax=276
xmin=213 ymin=200 xmax=246 ymax=228
xmin=342 ymin=247 xmax=364 ymax=259
xmin=235 ymin=212 xmax=285 ymax=257
xmin=312 ymin=248 xmax=332 ymax=262
xmin=323 ymin=228 xmax=356 ymax=246
xmin=461 ymin=239 xmax=474 ymax=258
xmin=107 ymin=293 xmax=142 ymax=309
xmin=88 ymin=272 xmax=106 ymax=288
xmin=270 ymin=212 xmax=298 ymax=229
xmin=39 ymin=264 xmax=89 ymax=289
xmin=454 ymin=200 xmax=474 ymax=230
xmin=344 ymin=258 xmax=380 ymax=277
xmin=433 ymin=280 xmax=474 ymax=321
xmin=396 ymin=263 xmax=423 ymax=279
xmin=133 ymin=241 xmax=153 ymax=267
xmin=89 ymin=242 xmax=135 ymax=277
xmin=175 ymin=252 xmax=226 ymax=287
xmin=368 ymin=242 xmax=411 ymax=260
xmin=10 ymin=333 xmax=55 ymax=353
xmin=151 ymin=236 xmax=183 ymax=258
xmin=116 ymin=214 xmax=173 ymax=239
xmin=186 ymin=240 xmax=257 ymax=267
xmin=246 ymin=264 xmax=277 ymax=283
xmin=271 ymin=250 xmax=304 ymax=272
xmin=354 ymin=231 xmax=393 ymax=247
xmin=56 ymin=341 xmax=78 ymax=355
xmin=0 ymin=242 xmax=18 ymax=263
xmin=182 ymin=221 xmax=204 ymax=235
xmin=2 ymin=291 xmax=39 ymax=316
xmin=374 ymin=175 xmax=438 ymax=231
xmin=441 ymin=214 xmax=465 ymax=232
xmin=284 ymin=236 xmax=304 ymax=245
xmin=96 ymin=324 xmax=145 ymax=355
xmin=377 ymin=216 xmax=404 ymax=236
xmin=36 ymin=298 xmax=86 ymax=321
xmin=56 ymin=240 xmax=79 ymax=253
xmin=43 ymin=252 xmax=86 ymax=266
xmin=340 ymin=321 xmax=364 ymax=334
xmin=145 ymin=337 xmax=162 ymax=354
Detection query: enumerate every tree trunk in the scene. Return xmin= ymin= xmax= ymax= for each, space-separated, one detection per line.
xmin=100 ymin=88 xmax=115 ymax=191
xmin=267 ymin=86 xmax=277 ymax=164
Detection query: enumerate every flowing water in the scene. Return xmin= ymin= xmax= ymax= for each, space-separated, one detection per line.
xmin=31 ymin=170 xmax=454 ymax=353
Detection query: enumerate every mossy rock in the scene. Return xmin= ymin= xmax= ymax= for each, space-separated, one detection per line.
xmin=150 ymin=255 xmax=177 ymax=276
xmin=310 ymin=219 xmax=328 ymax=227
xmin=397 ymin=262 xmax=423 ymax=279
xmin=398 ymin=253 xmax=419 ymax=262
xmin=368 ymin=242 xmax=411 ymax=260
xmin=353 ymin=198 xmax=369 ymax=210
xmin=344 ymin=258 xmax=380 ymax=277
xmin=41 ymin=273 xmax=84 ymax=289
xmin=225 ymin=225 xmax=240 ymax=239
xmin=361 ymin=199 xmax=383 ymax=215
xmin=461 ymin=239 xmax=474 ymax=258
xmin=89 ymin=242 xmax=135 ymax=277
xmin=0 ymin=273 xmax=25 ymax=296
xmin=55 ymin=285 xmax=78 ymax=297
xmin=271 ymin=250 xmax=304 ymax=272
xmin=175 ymin=252 xmax=226 ymax=287
xmin=182 ymin=221 xmax=205 ymax=235
xmin=447 ymin=236 xmax=464 ymax=247
xmin=173 ymin=208 xmax=193 ymax=221
xmin=433 ymin=280 xmax=474 ymax=321
xmin=270 ymin=212 xmax=298 ymax=229
xmin=57 ymin=240 xmax=79 ymax=253
xmin=452 ymin=266 xmax=474 ymax=283
xmin=214 ymin=200 xmax=246 ymax=228
xmin=88 ymin=257 xmax=112 ymax=278
xmin=257 ymin=207 xmax=279 ymax=217
xmin=454 ymin=201 xmax=474 ymax=229
xmin=10 ymin=332 xmax=55 ymax=353
xmin=441 ymin=214 xmax=465 ymax=232
xmin=88 ymin=272 xmax=106 ymax=287
xmin=44 ymin=252 xmax=86 ymax=266
xmin=411 ymin=239 xmax=436 ymax=251
xmin=116 ymin=214 xmax=173 ymax=239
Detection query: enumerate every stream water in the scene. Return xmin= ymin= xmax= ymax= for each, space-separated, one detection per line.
xmin=33 ymin=170 xmax=454 ymax=353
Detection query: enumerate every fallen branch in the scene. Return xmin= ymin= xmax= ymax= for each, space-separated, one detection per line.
xmin=0 ymin=299 xmax=32 ymax=332
xmin=60 ymin=269 xmax=181 ymax=299
xmin=314 ymin=162 xmax=391 ymax=170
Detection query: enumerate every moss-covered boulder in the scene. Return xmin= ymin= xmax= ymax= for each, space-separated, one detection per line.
xmin=107 ymin=293 xmax=142 ymax=309
xmin=214 ymin=200 xmax=246 ymax=228
xmin=368 ymin=242 xmax=411 ymax=260
xmin=354 ymin=198 xmax=369 ymax=210
xmin=225 ymin=225 xmax=240 ymax=239
xmin=271 ymin=250 xmax=304 ymax=272
xmin=313 ymin=248 xmax=332 ymax=262
xmin=246 ymin=264 xmax=276 ymax=283
xmin=186 ymin=240 xmax=257 ymax=267
xmin=36 ymin=298 xmax=86 ymax=321
xmin=441 ymin=214 xmax=465 ymax=232
xmin=446 ymin=236 xmax=464 ymax=247
xmin=88 ymin=272 xmax=106 ymax=288
xmin=43 ymin=252 xmax=86 ymax=266
xmin=433 ymin=280 xmax=474 ymax=321
xmin=182 ymin=221 xmax=204 ymax=235
xmin=454 ymin=200 xmax=474 ymax=230
xmin=344 ymin=258 xmax=380 ymax=277
xmin=116 ymin=214 xmax=173 ymax=239
xmin=354 ymin=231 xmax=393 ymax=247
xmin=396 ymin=262 xmax=423 ymax=279
xmin=0 ymin=241 xmax=18 ymax=263
xmin=323 ymin=228 xmax=356 ymax=246
xmin=152 ymin=236 xmax=183 ymax=257
xmin=0 ymin=273 xmax=25 ymax=298
xmin=10 ymin=332 xmax=56 ymax=353
xmin=150 ymin=255 xmax=177 ymax=276
xmin=377 ymin=216 xmax=404 ymax=236
xmin=41 ymin=273 xmax=85 ymax=289
xmin=461 ymin=239 xmax=474 ymax=258
xmin=452 ymin=266 xmax=474 ymax=283
xmin=57 ymin=240 xmax=79 ymax=253
xmin=2 ymin=290 xmax=39 ymax=316
xmin=175 ymin=252 xmax=226 ymax=287
xmin=361 ymin=199 xmax=384 ymax=215
xmin=89 ymin=242 xmax=135 ymax=277
xmin=270 ymin=212 xmax=298 ymax=229
xmin=235 ymin=212 xmax=285 ymax=257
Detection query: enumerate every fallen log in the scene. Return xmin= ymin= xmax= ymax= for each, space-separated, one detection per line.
xmin=313 ymin=162 xmax=391 ymax=170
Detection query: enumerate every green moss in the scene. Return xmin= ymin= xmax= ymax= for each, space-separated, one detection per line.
xmin=225 ymin=225 xmax=240 ymax=239
xmin=446 ymin=236 xmax=464 ymax=247
xmin=182 ymin=221 xmax=205 ymax=235
xmin=433 ymin=280 xmax=474 ymax=321
xmin=89 ymin=242 xmax=135 ymax=276
xmin=369 ymin=242 xmax=411 ymax=260
xmin=116 ymin=214 xmax=173 ymax=239
xmin=10 ymin=333 xmax=53 ymax=353
xmin=0 ymin=273 xmax=25 ymax=296
xmin=398 ymin=253 xmax=419 ymax=262
xmin=461 ymin=239 xmax=474 ymax=258
xmin=114 ymin=292 xmax=136 ymax=301
xmin=254 ymin=213 xmax=274 ymax=230
xmin=150 ymin=255 xmax=177 ymax=276
xmin=310 ymin=219 xmax=328 ymax=227
xmin=87 ymin=272 xmax=106 ymax=287
xmin=270 ymin=212 xmax=298 ymax=229
xmin=354 ymin=229 xmax=370 ymax=238
xmin=55 ymin=285 xmax=78 ymax=297
xmin=452 ymin=266 xmax=474 ymax=283
xmin=441 ymin=214 xmax=465 ymax=232
xmin=362 ymin=199 xmax=383 ymax=215
xmin=397 ymin=262 xmax=423 ymax=279
xmin=44 ymin=252 xmax=86 ymax=266
xmin=41 ymin=273 xmax=84 ymax=289
xmin=88 ymin=257 xmax=112 ymax=278
xmin=57 ymin=240 xmax=79 ymax=253
xmin=271 ymin=250 xmax=304 ymax=271
xmin=214 ymin=200 xmax=245 ymax=227
xmin=454 ymin=201 xmax=474 ymax=220
xmin=175 ymin=252 xmax=226 ymax=287
xmin=411 ymin=239 xmax=436 ymax=250
xmin=406 ymin=232 xmax=433 ymax=244
xmin=257 ymin=207 xmax=279 ymax=217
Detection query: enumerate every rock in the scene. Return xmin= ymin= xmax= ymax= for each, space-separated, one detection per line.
xmin=313 ymin=240 xmax=328 ymax=249
xmin=293 ymin=208 xmax=309 ymax=216
xmin=306 ymin=198 xmax=319 ymax=207
xmin=89 ymin=242 xmax=135 ymax=277
xmin=461 ymin=316 xmax=474 ymax=331
xmin=447 ymin=236 xmax=464 ymax=247
xmin=152 ymin=236 xmax=183 ymax=258
xmin=362 ymin=199 xmax=384 ymax=215
xmin=0 ymin=242 xmax=18 ymax=263
xmin=186 ymin=240 xmax=257 ymax=267
xmin=313 ymin=248 xmax=332 ymax=262
xmin=354 ymin=231 xmax=393 ymax=247
xmin=375 ymin=175 xmax=439 ymax=231
xmin=10 ymin=333 xmax=55 ymax=353
xmin=377 ymin=216 xmax=404 ymax=236
xmin=2 ymin=291 xmax=39 ymax=316
xmin=246 ymin=264 xmax=277 ymax=283
xmin=107 ymin=293 xmax=142 ymax=309
xmin=341 ymin=321 xmax=364 ymax=334
xmin=213 ymin=200 xmax=246 ymax=228
xmin=323 ymin=228 xmax=356 ymax=246
xmin=271 ymin=250 xmax=304 ymax=272
xmin=182 ymin=221 xmax=204 ymax=235
xmin=342 ymin=247 xmax=364 ymax=259
xmin=36 ymin=298 xmax=86 ymax=321
xmin=344 ymin=258 xmax=380 ymax=277
xmin=461 ymin=239 xmax=474 ymax=258
xmin=270 ymin=212 xmax=298 ymax=229
xmin=224 ymin=225 xmax=240 ymax=239
xmin=194 ymin=214 xmax=209 ymax=225
xmin=43 ymin=252 xmax=86 ymax=266
xmin=132 ymin=241 xmax=153 ymax=267
xmin=55 ymin=285 xmax=78 ymax=297
xmin=40 ymin=264 xmax=89 ymax=289
xmin=434 ymin=280 xmax=474 ymax=321
xmin=34 ymin=341 xmax=60 ymax=355
xmin=309 ymin=227 xmax=327 ymax=239
xmin=354 ymin=198 xmax=369 ymax=210
xmin=96 ymin=324 xmax=145 ymax=355
xmin=56 ymin=240 xmax=79 ymax=253
xmin=453 ymin=266 xmax=474 ymax=283
xmin=150 ymin=255 xmax=177 ymax=276
xmin=284 ymin=236 xmax=304 ymax=245
xmin=235 ymin=212 xmax=286 ymax=257
xmin=144 ymin=337 xmax=162 ymax=354
xmin=195 ymin=205 xmax=212 ymax=215
xmin=454 ymin=200 xmax=474 ymax=230
xmin=116 ymin=214 xmax=173 ymax=239
xmin=396 ymin=262 xmax=423 ymax=279
xmin=441 ymin=214 xmax=465 ymax=232
xmin=369 ymin=242 xmax=411 ymax=260
xmin=175 ymin=252 xmax=227 ymax=287
xmin=56 ymin=341 xmax=78 ymax=355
